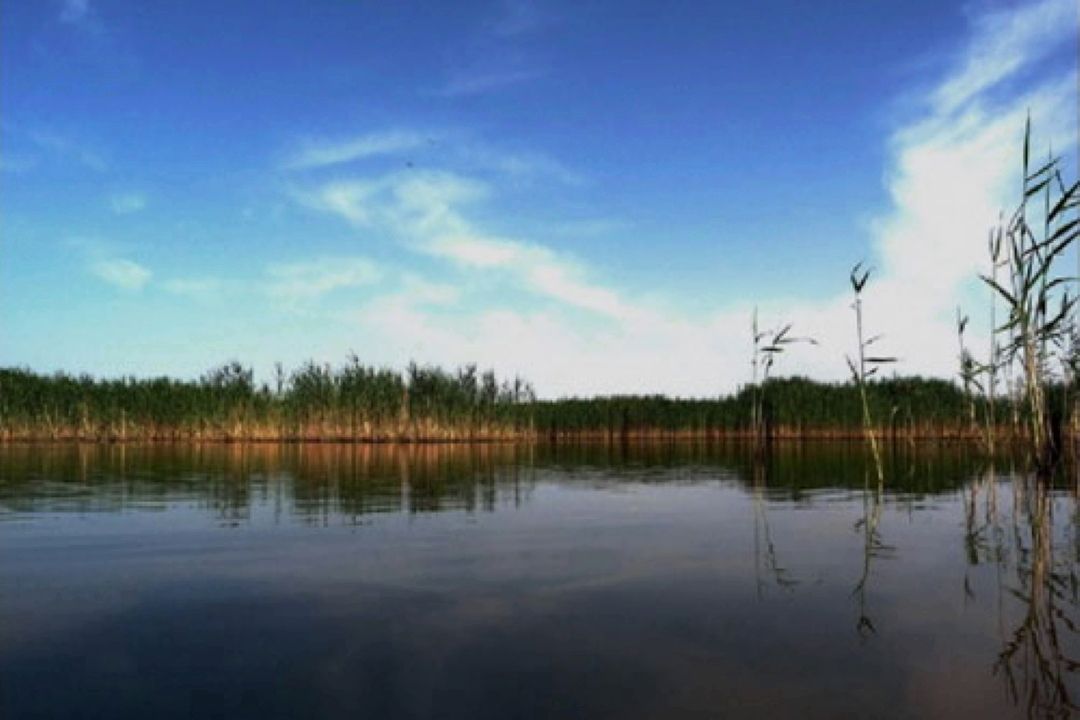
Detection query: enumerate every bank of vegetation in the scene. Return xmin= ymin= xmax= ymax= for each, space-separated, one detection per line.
xmin=0 ymin=360 xmax=534 ymax=442
xmin=0 ymin=361 xmax=1044 ymax=442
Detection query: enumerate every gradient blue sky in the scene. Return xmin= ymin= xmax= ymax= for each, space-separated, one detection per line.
xmin=2 ymin=0 xmax=1077 ymax=396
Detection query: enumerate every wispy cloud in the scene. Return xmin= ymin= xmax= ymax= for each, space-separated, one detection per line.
xmin=305 ymin=169 xmax=631 ymax=319
xmin=435 ymin=68 xmax=543 ymax=98
xmin=288 ymin=128 xmax=580 ymax=186
xmin=28 ymin=130 xmax=107 ymax=171
xmin=427 ymin=234 xmax=631 ymax=319
xmin=265 ymin=256 xmax=382 ymax=306
xmin=933 ymin=0 xmax=1076 ymax=113
xmin=59 ymin=0 xmax=90 ymax=23
xmin=70 ymin=238 xmax=153 ymax=292
xmin=109 ymin=192 xmax=146 ymax=215
xmin=436 ymin=0 xmax=551 ymax=98
xmin=163 ymin=277 xmax=223 ymax=303
xmin=90 ymin=258 xmax=151 ymax=291
xmin=58 ymin=0 xmax=106 ymax=36
xmin=487 ymin=0 xmax=548 ymax=37
xmin=459 ymin=144 xmax=584 ymax=185
xmin=300 ymin=179 xmax=383 ymax=226
xmin=286 ymin=131 xmax=431 ymax=170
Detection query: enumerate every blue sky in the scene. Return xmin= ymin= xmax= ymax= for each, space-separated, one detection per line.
xmin=2 ymin=0 xmax=1077 ymax=396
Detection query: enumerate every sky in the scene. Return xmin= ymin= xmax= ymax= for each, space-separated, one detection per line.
xmin=1 ymin=0 xmax=1077 ymax=397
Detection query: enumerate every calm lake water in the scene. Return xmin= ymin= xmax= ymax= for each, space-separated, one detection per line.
xmin=1 ymin=442 xmax=1077 ymax=719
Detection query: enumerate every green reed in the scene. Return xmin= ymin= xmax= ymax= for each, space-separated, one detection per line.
xmin=0 ymin=362 xmax=1009 ymax=442
xmin=980 ymin=117 xmax=1080 ymax=472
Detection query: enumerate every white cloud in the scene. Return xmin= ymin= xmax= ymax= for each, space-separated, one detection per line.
xmin=306 ymin=180 xmax=381 ymax=225
xmin=265 ymin=256 xmax=382 ymax=306
xmin=109 ymin=192 xmax=146 ymax=215
xmin=304 ymin=171 xmax=483 ymax=236
xmin=427 ymin=234 xmax=523 ymax=269
xmin=286 ymin=131 xmax=429 ymax=170
xmin=427 ymin=235 xmax=632 ymax=319
xmin=933 ymin=0 xmax=1076 ymax=113
xmin=308 ymin=169 xmax=633 ymax=319
xmin=90 ymin=258 xmax=151 ymax=291
xmin=340 ymin=295 xmax=762 ymax=397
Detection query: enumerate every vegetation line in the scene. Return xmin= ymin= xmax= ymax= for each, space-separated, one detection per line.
xmin=0 ymin=362 xmax=1051 ymax=443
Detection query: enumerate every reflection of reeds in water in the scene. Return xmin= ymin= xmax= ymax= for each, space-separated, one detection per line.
xmin=962 ymin=465 xmax=1080 ymax=717
xmin=0 ymin=443 xmax=538 ymax=522
xmin=851 ymin=467 xmax=894 ymax=638
xmin=993 ymin=477 xmax=1079 ymax=717
xmin=0 ymin=441 xmax=992 ymax=522
xmin=751 ymin=459 xmax=799 ymax=598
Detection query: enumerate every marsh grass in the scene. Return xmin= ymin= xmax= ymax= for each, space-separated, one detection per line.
xmin=980 ymin=118 xmax=1080 ymax=472
xmin=0 ymin=360 xmax=536 ymax=442
xmin=0 ymin=365 xmax=1012 ymax=442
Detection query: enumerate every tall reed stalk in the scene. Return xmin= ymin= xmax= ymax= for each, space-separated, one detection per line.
xmin=846 ymin=264 xmax=895 ymax=486
xmin=956 ymin=308 xmax=995 ymax=449
xmin=981 ymin=118 xmax=1079 ymax=473
xmin=750 ymin=309 xmax=815 ymax=452
xmin=956 ymin=309 xmax=980 ymax=437
xmin=986 ymin=226 xmax=1008 ymax=454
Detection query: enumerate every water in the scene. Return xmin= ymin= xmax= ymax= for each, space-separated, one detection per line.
xmin=1 ymin=442 xmax=1077 ymax=719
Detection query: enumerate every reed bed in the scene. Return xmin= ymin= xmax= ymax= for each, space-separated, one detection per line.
xmin=0 ymin=360 xmax=535 ymax=442
xmin=0 ymin=362 xmax=1038 ymax=443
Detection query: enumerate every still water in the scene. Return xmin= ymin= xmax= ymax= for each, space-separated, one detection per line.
xmin=1 ymin=442 xmax=1077 ymax=719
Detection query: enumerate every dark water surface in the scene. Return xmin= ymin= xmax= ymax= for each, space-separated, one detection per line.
xmin=1 ymin=442 xmax=1077 ymax=719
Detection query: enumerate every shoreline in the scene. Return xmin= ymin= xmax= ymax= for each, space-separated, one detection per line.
xmin=0 ymin=428 xmax=1030 ymax=444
